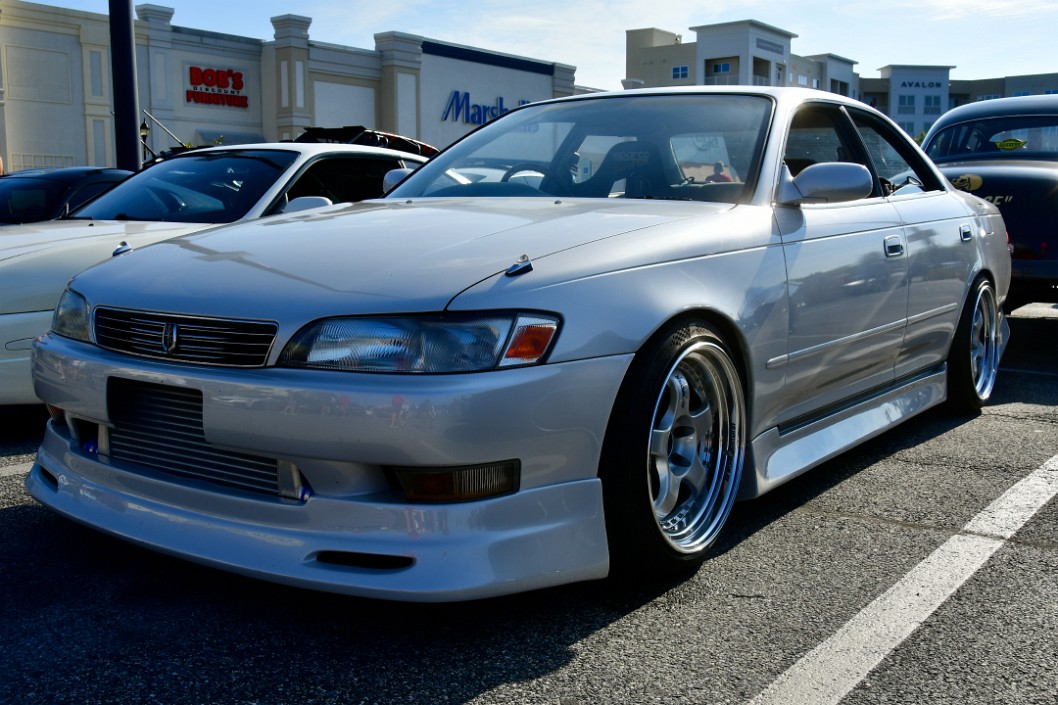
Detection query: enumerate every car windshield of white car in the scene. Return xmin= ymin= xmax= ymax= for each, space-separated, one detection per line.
xmin=925 ymin=115 xmax=1058 ymax=162
xmin=70 ymin=150 xmax=299 ymax=223
xmin=388 ymin=94 xmax=772 ymax=203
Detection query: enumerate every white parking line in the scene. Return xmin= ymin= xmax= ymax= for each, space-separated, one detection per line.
xmin=0 ymin=462 xmax=33 ymax=480
xmin=749 ymin=453 xmax=1058 ymax=705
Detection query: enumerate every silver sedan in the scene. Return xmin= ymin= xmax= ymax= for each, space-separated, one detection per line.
xmin=27 ymin=87 xmax=1011 ymax=601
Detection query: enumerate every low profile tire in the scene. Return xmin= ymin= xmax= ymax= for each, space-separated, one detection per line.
xmin=600 ymin=321 xmax=746 ymax=575
xmin=947 ymin=276 xmax=1001 ymax=414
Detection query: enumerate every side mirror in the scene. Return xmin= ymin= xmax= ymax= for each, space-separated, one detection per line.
xmin=777 ymin=162 xmax=874 ymax=205
xmin=281 ymin=196 xmax=333 ymax=214
xmin=383 ymin=168 xmax=414 ymax=193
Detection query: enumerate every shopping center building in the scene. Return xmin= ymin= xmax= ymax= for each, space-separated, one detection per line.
xmin=0 ymin=1 xmax=577 ymax=171
xmin=2 ymin=3 xmax=1056 ymax=172
xmin=625 ymin=20 xmax=1058 ymax=137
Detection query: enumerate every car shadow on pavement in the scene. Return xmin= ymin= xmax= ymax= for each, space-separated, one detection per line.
xmin=1 ymin=501 xmax=683 ymax=705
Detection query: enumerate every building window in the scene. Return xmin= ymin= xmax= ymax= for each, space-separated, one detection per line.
xmin=899 ymin=121 xmax=915 ymax=134
xmin=898 ymin=95 xmax=916 ymax=114
xmin=924 ymin=95 xmax=941 ymax=114
xmin=1046 ymin=89 xmax=1058 ymax=95
xmin=712 ymin=62 xmax=731 ymax=74
xmin=976 ymin=94 xmax=1001 ymax=101
xmin=798 ymin=75 xmax=807 ymax=86
xmin=1012 ymin=91 xmax=1030 ymax=97
xmin=672 ymin=65 xmax=688 ymax=80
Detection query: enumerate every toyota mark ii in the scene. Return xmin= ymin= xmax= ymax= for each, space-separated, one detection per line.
xmin=27 ymin=88 xmax=1011 ymax=601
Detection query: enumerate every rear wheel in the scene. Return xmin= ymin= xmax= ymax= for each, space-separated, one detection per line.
xmin=601 ymin=322 xmax=746 ymax=573
xmin=948 ymin=276 xmax=1000 ymax=413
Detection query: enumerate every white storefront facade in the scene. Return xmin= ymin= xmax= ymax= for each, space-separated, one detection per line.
xmin=0 ymin=1 xmax=576 ymax=171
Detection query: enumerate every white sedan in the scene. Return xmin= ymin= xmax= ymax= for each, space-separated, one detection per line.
xmin=28 ymin=88 xmax=1010 ymax=601
xmin=0 ymin=142 xmax=429 ymax=405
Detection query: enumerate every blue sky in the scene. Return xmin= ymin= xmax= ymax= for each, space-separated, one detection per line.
xmin=51 ymin=0 xmax=1058 ymax=90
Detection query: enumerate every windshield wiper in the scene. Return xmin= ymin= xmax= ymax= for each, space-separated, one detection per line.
xmin=625 ymin=195 xmax=695 ymax=201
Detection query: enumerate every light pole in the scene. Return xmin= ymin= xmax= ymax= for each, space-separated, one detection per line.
xmin=139 ymin=120 xmax=150 ymax=163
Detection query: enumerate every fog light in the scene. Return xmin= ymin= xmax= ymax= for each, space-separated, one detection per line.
xmin=388 ymin=460 xmax=520 ymax=502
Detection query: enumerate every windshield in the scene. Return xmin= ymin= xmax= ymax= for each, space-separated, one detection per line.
xmin=925 ymin=114 xmax=1058 ymax=162
xmin=389 ymin=94 xmax=772 ymax=203
xmin=72 ymin=149 xmax=299 ymax=223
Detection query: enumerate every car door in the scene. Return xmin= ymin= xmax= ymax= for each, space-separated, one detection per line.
xmin=774 ymin=103 xmax=909 ymax=423
xmin=847 ymin=107 xmax=981 ymax=378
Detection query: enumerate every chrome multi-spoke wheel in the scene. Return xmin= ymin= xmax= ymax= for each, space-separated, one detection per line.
xmin=601 ymin=322 xmax=746 ymax=572
xmin=648 ymin=341 xmax=745 ymax=554
xmin=949 ymin=277 xmax=1000 ymax=413
xmin=968 ymin=284 xmax=1000 ymax=398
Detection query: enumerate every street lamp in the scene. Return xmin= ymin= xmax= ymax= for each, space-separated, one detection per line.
xmin=139 ymin=119 xmax=150 ymax=162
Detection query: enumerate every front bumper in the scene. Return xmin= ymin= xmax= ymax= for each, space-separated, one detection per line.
xmin=29 ymin=333 xmax=631 ymax=600
xmin=0 ymin=310 xmax=52 ymax=405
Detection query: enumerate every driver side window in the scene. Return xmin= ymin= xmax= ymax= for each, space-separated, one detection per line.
xmin=784 ymin=105 xmax=868 ymax=179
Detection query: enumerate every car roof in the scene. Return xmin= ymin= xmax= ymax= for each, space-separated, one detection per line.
xmin=4 ymin=166 xmax=133 ymax=182
xmin=931 ymin=94 xmax=1058 ymax=126
xmin=536 ymin=85 xmax=866 ymax=107
xmin=155 ymin=141 xmax=431 ymax=164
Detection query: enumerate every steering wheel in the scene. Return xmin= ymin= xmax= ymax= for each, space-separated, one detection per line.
xmin=501 ymin=162 xmax=552 ymax=182
xmin=500 ymin=162 xmax=572 ymax=195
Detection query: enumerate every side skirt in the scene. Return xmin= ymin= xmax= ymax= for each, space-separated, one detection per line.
xmin=740 ymin=365 xmax=948 ymax=499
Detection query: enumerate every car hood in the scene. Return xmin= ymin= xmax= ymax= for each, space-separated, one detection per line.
xmin=72 ymin=198 xmax=722 ymax=321
xmin=0 ymin=219 xmax=210 ymax=315
xmin=0 ymin=218 xmax=204 ymax=261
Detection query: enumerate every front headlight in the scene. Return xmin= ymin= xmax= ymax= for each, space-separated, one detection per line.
xmin=278 ymin=313 xmax=559 ymax=373
xmin=52 ymin=288 xmax=91 ymax=342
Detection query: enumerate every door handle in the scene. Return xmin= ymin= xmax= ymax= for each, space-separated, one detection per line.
xmin=960 ymin=224 xmax=973 ymax=242
xmin=884 ymin=235 xmax=904 ymax=257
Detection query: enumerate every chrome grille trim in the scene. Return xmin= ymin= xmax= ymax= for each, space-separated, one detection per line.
xmin=94 ymin=308 xmax=277 ymax=367
xmin=107 ymin=379 xmax=282 ymax=496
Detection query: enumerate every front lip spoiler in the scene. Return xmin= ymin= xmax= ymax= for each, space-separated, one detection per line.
xmin=26 ymin=428 xmax=611 ymax=602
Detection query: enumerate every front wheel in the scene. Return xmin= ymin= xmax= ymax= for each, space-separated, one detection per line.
xmin=947 ymin=276 xmax=1001 ymax=414
xmin=600 ymin=322 xmax=746 ymax=574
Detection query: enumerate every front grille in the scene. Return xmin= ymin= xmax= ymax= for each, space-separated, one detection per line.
xmin=94 ymin=308 xmax=277 ymax=366
xmin=107 ymin=378 xmax=281 ymax=496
